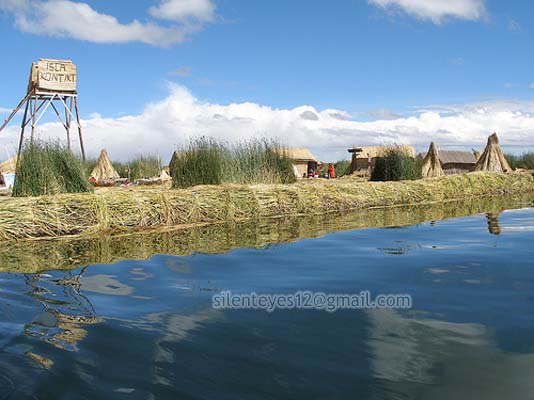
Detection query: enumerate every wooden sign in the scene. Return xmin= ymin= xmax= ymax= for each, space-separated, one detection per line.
xmin=28 ymin=59 xmax=77 ymax=93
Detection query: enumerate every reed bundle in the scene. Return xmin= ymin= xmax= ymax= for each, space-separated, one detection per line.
xmin=474 ymin=133 xmax=512 ymax=173
xmin=421 ymin=142 xmax=445 ymax=178
xmin=90 ymin=149 xmax=120 ymax=181
xmin=0 ymin=171 xmax=532 ymax=242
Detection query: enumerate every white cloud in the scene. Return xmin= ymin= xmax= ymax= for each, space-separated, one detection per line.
xmin=1 ymin=84 xmax=533 ymax=163
xmin=0 ymin=107 xmax=12 ymax=114
xmin=149 ymin=0 xmax=215 ymax=22
xmin=530 ymin=83 xmax=534 ymax=89
xmin=369 ymin=0 xmax=487 ymax=24
xmin=364 ymin=108 xmax=404 ymax=120
xmin=0 ymin=0 xmax=215 ymax=46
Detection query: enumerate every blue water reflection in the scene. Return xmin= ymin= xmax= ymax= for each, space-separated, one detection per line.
xmin=1 ymin=207 xmax=534 ymax=399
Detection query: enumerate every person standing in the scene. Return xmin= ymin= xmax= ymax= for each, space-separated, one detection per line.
xmin=328 ymin=163 xmax=336 ymax=179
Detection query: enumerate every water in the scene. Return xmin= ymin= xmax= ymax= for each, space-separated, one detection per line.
xmin=1 ymin=201 xmax=534 ymax=399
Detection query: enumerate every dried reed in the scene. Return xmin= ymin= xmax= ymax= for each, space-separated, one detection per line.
xmin=0 ymin=171 xmax=532 ymax=242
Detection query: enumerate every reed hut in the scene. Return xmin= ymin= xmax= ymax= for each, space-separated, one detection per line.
xmin=283 ymin=148 xmax=319 ymax=178
xmin=474 ymin=133 xmax=512 ymax=173
xmin=348 ymin=145 xmax=415 ymax=174
xmin=90 ymin=150 xmax=120 ymax=181
xmin=421 ymin=142 xmax=444 ymax=177
xmin=439 ymin=150 xmax=478 ymax=174
xmin=417 ymin=149 xmax=478 ymax=175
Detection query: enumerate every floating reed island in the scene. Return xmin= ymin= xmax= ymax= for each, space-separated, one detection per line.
xmin=0 ymin=171 xmax=533 ymax=242
xmin=2 ymin=194 xmax=531 ymax=273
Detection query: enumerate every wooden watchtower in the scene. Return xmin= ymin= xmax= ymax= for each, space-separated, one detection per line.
xmin=0 ymin=59 xmax=86 ymax=162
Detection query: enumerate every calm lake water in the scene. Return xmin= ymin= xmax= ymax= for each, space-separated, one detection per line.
xmin=1 ymin=200 xmax=534 ymax=399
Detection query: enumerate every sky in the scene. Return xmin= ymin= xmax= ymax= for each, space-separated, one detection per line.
xmin=0 ymin=0 xmax=533 ymax=162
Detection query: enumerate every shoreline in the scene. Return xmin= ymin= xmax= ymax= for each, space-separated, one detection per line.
xmin=0 ymin=172 xmax=533 ymax=242
xmin=0 ymin=194 xmax=532 ymax=273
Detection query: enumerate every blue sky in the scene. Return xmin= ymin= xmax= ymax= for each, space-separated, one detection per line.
xmin=0 ymin=0 xmax=533 ymax=161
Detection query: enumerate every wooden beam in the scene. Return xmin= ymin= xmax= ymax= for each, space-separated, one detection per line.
xmin=22 ymin=96 xmax=49 ymax=129
xmin=16 ymin=100 xmax=31 ymax=173
xmin=65 ymin=96 xmax=72 ymax=150
xmin=57 ymin=95 xmax=81 ymax=129
xmin=0 ymin=92 xmax=32 ymax=133
xmin=50 ymin=101 xmax=69 ymax=131
xmin=33 ymin=95 xmax=56 ymax=126
xmin=74 ymin=97 xmax=86 ymax=162
xmin=30 ymin=96 xmax=37 ymax=142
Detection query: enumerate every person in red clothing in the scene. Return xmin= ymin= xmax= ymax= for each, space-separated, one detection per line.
xmin=328 ymin=163 xmax=336 ymax=179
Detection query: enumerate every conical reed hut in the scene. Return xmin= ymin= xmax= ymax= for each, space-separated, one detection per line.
xmin=421 ymin=142 xmax=444 ymax=178
xmin=90 ymin=150 xmax=120 ymax=181
xmin=474 ymin=133 xmax=512 ymax=173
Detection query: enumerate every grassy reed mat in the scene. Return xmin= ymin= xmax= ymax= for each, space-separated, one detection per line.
xmin=0 ymin=195 xmax=532 ymax=273
xmin=0 ymin=171 xmax=533 ymax=242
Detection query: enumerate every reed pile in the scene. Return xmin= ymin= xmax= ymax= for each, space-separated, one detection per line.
xmin=0 ymin=171 xmax=532 ymax=241
xmin=474 ymin=133 xmax=512 ymax=173
xmin=90 ymin=149 xmax=120 ymax=181
xmin=421 ymin=142 xmax=444 ymax=178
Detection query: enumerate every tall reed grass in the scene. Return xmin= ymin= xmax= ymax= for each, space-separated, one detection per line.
xmin=505 ymin=152 xmax=534 ymax=170
xmin=171 ymin=138 xmax=296 ymax=188
xmin=13 ymin=140 xmax=93 ymax=197
xmin=334 ymin=159 xmax=351 ymax=177
xmin=371 ymin=149 xmax=422 ymax=181
xmin=129 ymin=155 xmax=162 ymax=180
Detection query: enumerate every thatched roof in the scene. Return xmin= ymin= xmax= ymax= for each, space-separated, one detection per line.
xmin=422 ymin=142 xmax=444 ymax=178
xmin=351 ymin=145 xmax=415 ymax=159
xmin=474 ymin=133 xmax=512 ymax=173
xmin=0 ymin=156 xmax=17 ymax=174
xmin=91 ymin=150 xmax=120 ymax=181
xmin=281 ymin=148 xmax=319 ymax=162
xmin=439 ymin=150 xmax=477 ymax=165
